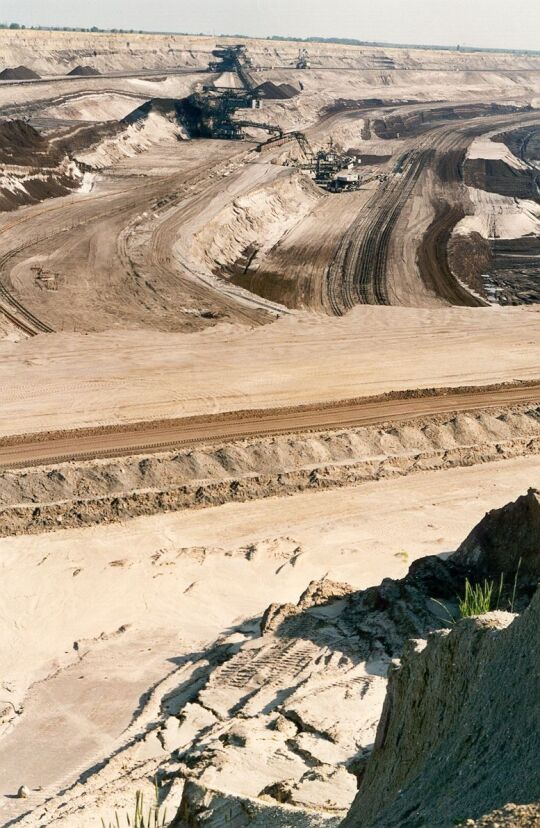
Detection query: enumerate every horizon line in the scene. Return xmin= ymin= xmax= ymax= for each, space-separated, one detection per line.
xmin=1 ymin=22 xmax=540 ymax=57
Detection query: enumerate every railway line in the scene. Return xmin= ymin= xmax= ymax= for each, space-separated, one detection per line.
xmin=325 ymin=147 xmax=437 ymax=313
xmin=324 ymin=110 xmax=540 ymax=314
xmin=1 ymin=382 xmax=539 ymax=469
xmin=2 ymin=104 xmax=540 ymax=337
xmin=0 ymin=142 xmax=271 ymax=335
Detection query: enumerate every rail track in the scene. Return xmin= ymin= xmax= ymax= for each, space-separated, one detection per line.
xmin=0 ymin=148 xmax=256 ymax=335
xmin=324 ymin=110 xmax=540 ymax=314
xmin=325 ymin=149 xmax=429 ymax=313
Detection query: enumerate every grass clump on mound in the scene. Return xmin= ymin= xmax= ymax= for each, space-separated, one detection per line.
xmin=458 ymin=578 xmax=499 ymax=617
xmin=434 ymin=560 xmax=522 ymax=623
xmin=459 ymin=558 xmax=522 ymax=618
xmin=101 ymin=790 xmax=167 ymax=828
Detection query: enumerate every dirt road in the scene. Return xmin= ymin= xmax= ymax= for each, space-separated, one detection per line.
xmin=1 ymin=382 xmax=539 ymax=468
xmin=2 ymin=104 xmax=539 ymax=337
xmin=0 ymin=140 xmax=278 ymax=336
xmin=326 ymin=110 xmax=540 ymax=313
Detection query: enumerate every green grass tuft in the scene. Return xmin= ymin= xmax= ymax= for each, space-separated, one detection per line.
xmin=100 ymin=789 xmax=167 ymax=828
xmin=458 ymin=577 xmax=499 ymax=618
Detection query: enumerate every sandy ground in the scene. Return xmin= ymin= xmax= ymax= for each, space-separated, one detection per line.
xmin=0 ymin=74 xmax=204 ymax=120
xmin=457 ymin=187 xmax=540 ymax=239
xmin=0 ymin=29 xmax=538 ymax=827
xmin=3 ymin=104 xmax=538 ymax=342
xmin=0 ymin=455 xmax=538 ymax=824
xmin=2 ymin=80 xmax=538 ymax=337
xmin=455 ymin=130 xmax=540 ymax=239
xmin=0 ymin=305 xmax=538 ymax=437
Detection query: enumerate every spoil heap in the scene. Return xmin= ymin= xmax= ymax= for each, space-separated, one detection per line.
xmin=67 ymin=64 xmax=101 ymax=76
xmin=255 ymin=80 xmax=300 ymax=99
xmin=0 ymin=119 xmax=62 ymax=166
xmin=0 ymin=65 xmax=40 ymax=80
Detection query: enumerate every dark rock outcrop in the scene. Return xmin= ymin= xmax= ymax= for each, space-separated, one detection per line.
xmin=452 ymin=487 xmax=540 ymax=577
xmin=341 ymin=489 xmax=540 ymax=828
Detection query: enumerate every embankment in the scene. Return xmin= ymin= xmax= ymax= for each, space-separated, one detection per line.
xmin=2 ymin=405 xmax=539 ymax=536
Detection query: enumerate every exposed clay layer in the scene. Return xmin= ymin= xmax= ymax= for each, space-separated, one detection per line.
xmin=369 ymin=103 xmax=527 ymax=140
xmin=484 ymin=237 xmax=540 ymax=305
xmin=493 ymin=125 xmax=540 ymax=166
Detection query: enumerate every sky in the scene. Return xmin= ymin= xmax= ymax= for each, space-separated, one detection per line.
xmin=1 ymin=0 xmax=539 ymax=52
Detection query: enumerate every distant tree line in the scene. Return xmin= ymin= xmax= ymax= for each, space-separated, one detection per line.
xmin=0 ymin=22 xmax=538 ymax=56
xmin=267 ymin=34 xmax=540 ymax=56
xmin=0 ymin=22 xmax=161 ymax=33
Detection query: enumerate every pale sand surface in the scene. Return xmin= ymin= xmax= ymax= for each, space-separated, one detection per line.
xmin=0 ymin=305 xmax=539 ymax=437
xmin=0 ymin=455 xmax=538 ymax=820
xmin=457 ymin=188 xmax=540 ymax=239
xmin=467 ymin=135 xmax=529 ymax=168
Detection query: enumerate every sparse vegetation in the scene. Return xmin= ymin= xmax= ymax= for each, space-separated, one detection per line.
xmin=394 ymin=550 xmax=410 ymax=564
xmin=100 ymin=790 xmax=167 ymax=828
xmin=458 ymin=578 xmax=500 ymax=617
xmin=434 ymin=561 xmax=524 ymax=623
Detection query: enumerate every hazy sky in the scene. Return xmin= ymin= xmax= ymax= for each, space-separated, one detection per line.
xmin=2 ymin=0 xmax=539 ymax=51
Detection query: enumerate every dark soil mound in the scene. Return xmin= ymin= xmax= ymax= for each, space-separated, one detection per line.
xmin=464 ymin=157 xmax=540 ymax=201
xmin=122 ymin=97 xmax=184 ymax=126
xmin=277 ymin=83 xmax=301 ymax=98
xmin=0 ymin=119 xmax=61 ymax=166
xmin=255 ymin=81 xmax=299 ymax=99
xmin=0 ymin=65 xmax=40 ymax=80
xmin=0 ymin=121 xmax=79 ymax=212
xmin=447 ymin=231 xmax=492 ymax=297
xmin=454 ymin=488 xmax=540 ymax=577
xmin=0 ymin=175 xmax=74 ymax=213
xmin=67 ymin=65 xmax=101 ymax=76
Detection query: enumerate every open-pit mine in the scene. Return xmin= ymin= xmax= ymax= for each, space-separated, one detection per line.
xmin=0 ymin=26 xmax=539 ymax=828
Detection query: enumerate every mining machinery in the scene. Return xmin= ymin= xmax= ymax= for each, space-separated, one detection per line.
xmin=296 ymin=48 xmax=311 ymax=69
xmin=314 ymin=139 xmax=356 ymax=182
xmin=185 ymin=43 xmax=291 ymax=141
xmin=327 ymin=172 xmax=361 ymax=192
xmin=257 ymin=130 xmax=315 ymax=160
xmin=235 ymin=120 xmax=283 ymax=138
xmin=209 ymin=45 xmax=241 ymax=73
xmin=257 ymin=133 xmax=360 ymax=190
xmin=184 ymin=43 xmax=284 ymax=140
xmin=208 ymin=44 xmax=257 ymax=92
xmin=183 ymin=88 xmax=283 ymax=140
